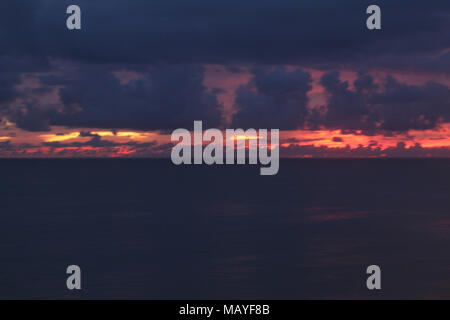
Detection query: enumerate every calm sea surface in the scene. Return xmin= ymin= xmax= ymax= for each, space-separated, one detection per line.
xmin=0 ymin=159 xmax=449 ymax=299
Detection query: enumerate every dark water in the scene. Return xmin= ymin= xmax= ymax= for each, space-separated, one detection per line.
xmin=0 ymin=159 xmax=449 ymax=299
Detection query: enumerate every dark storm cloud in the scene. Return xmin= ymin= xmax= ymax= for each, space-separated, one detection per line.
xmin=230 ymin=69 xmax=450 ymax=133
xmin=10 ymin=106 xmax=51 ymax=132
xmin=42 ymin=67 xmax=449 ymax=133
xmin=310 ymin=71 xmax=372 ymax=132
xmin=370 ymin=77 xmax=450 ymax=132
xmin=0 ymin=0 xmax=448 ymax=69
xmin=0 ymin=0 xmax=449 ymax=133
xmin=309 ymin=72 xmax=450 ymax=134
xmin=46 ymin=64 xmax=222 ymax=130
xmin=232 ymin=66 xmax=312 ymax=129
xmin=0 ymin=55 xmax=52 ymax=131
xmin=0 ymin=60 xmax=222 ymax=131
xmin=0 ymin=55 xmax=48 ymax=106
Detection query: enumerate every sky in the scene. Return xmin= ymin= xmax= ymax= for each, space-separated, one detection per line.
xmin=0 ymin=0 xmax=449 ymax=158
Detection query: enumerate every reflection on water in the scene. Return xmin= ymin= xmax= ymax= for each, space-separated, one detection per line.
xmin=0 ymin=159 xmax=449 ymax=299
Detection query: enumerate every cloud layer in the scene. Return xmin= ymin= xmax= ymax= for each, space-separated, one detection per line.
xmin=0 ymin=0 xmax=449 ymax=157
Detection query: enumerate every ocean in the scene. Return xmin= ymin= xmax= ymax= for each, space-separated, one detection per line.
xmin=0 ymin=159 xmax=449 ymax=299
